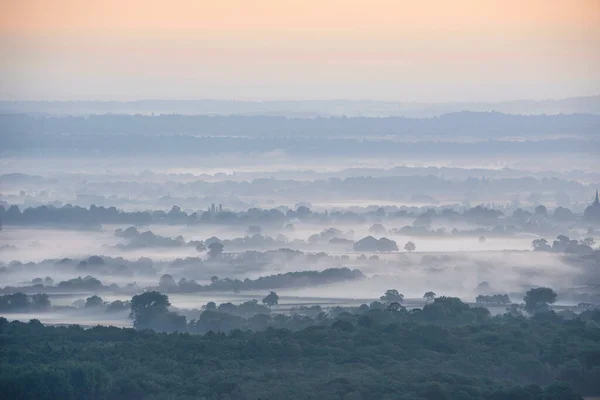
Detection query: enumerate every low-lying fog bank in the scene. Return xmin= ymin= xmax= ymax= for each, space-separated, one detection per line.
xmin=1 ymin=193 xmax=598 ymax=328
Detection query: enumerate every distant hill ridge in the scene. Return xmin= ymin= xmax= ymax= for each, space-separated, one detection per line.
xmin=1 ymin=95 xmax=599 ymax=117
xmin=1 ymin=111 xmax=598 ymax=140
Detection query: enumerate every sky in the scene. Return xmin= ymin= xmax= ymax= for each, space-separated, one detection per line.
xmin=0 ymin=0 xmax=599 ymax=102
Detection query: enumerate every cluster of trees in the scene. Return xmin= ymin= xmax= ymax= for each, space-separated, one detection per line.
xmin=380 ymin=289 xmax=404 ymax=303
xmin=0 ymin=264 xmax=368 ymax=297
xmin=114 ymin=227 xmax=192 ymax=249
xmin=308 ymin=227 xmax=353 ymax=244
xmin=83 ymin=295 xmax=131 ymax=313
xmin=524 ymin=288 xmax=558 ymax=314
xmin=0 ymin=292 xmax=132 ymax=314
xmin=110 ymin=228 xmax=419 ymax=255
xmin=2 ymin=201 xmax=596 ymax=235
xmin=123 ymin=287 xmax=571 ymax=336
xmin=0 ymin=286 xmax=570 ymax=332
xmin=2 ymin=293 xmax=599 ymax=399
xmin=0 ymin=293 xmax=50 ymax=312
xmin=532 ymin=235 xmax=596 ymax=254
xmin=201 ymin=298 xmax=272 ymax=317
xmin=353 ymin=236 xmax=398 ymax=252
xmin=156 ymin=267 xmax=365 ymax=294
xmin=476 ymin=294 xmax=512 ymax=305
xmin=0 ymin=204 xmax=291 ymax=227
xmin=0 ymin=275 xmax=119 ymax=295
xmin=200 ymin=234 xmax=287 ymax=252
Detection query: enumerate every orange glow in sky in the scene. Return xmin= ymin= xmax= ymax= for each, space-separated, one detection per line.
xmin=1 ymin=0 xmax=599 ymax=101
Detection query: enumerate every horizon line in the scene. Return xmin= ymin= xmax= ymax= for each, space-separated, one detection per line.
xmin=1 ymin=94 xmax=599 ymax=105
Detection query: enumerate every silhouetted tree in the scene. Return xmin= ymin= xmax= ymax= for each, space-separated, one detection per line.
xmin=354 ymin=236 xmax=398 ymax=252
xmin=534 ymin=205 xmax=547 ymax=217
xmin=208 ymin=242 xmax=224 ymax=259
xmin=130 ymin=291 xmax=171 ymax=329
xmin=380 ymin=289 xmax=404 ymax=303
xmin=262 ymin=291 xmax=279 ymax=308
xmin=85 ymin=295 xmax=104 ymax=308
xmin=386 ymin=301 xmax=403 ymax=312
xmin=423 ymin=291 xmax=436 ymax=303
xmin=0 ymin=292 xmax=29 ymax=311
xmin=30 ymin=293 xmax=50 ymax=310
xmin=404 ymin=241 xmax=416 ymax=252
xmin=159 ymin=274 xmax=177 ymax=288
xmin=524 ymin=287 xmax=557 ymax=314
xmin=106 ymin=300 xmax=130 ymax=313
xmin=532 ymin=238 xmax=551 ymax=251
xmin=476 ymin=294 xmax=511 ymax=305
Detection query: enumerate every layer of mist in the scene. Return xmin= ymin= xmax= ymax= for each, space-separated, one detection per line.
xmin=1 ymin=108 xmax=599 ymax=331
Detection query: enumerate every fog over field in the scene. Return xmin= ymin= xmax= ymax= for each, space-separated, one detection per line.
xmin=1 ymin=102 xmax=599 ymax=331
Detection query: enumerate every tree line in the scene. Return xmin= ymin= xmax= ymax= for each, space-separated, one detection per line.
xmin=1 ymin=292 xmax=599 ymax=399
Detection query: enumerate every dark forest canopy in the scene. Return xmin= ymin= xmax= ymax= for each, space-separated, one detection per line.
xmin=1 ymin=301 xmax=599 ymax=400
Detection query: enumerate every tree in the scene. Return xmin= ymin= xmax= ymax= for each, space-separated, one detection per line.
xmin=556 ymin=234 xmax=570 ymax=243
xmin=553 ymin=206 xmax=575 ymax=221
xmin=354 ymin=236 xmax=398 ymax=252
xmin=130 ymin=291 xmax=170 ymax=327
xmin=478 ymin=236 xmax=486 ymax=243
xmin=380 ymin=289 xmax=404 ymax=303
xmin=208 ymin=242 xmax=224 ymax=259
xmin=106 ymin=300 xmax=130 ymax=313
xmin=369 ymin=224 xmax=387 ymax=235
xmin=422 ymin=296 xmax=470 ymax=320
xmin=131 ymin=291 xmax=170 ymax=314
xmin=262 ymin=291 xmax=279 ymax=308
xmin=85 ymin=295 xmax=104 ymax=308
xmin=580 ymin=237 xmax=595 ymax=247
xmin=404 ymin=241 xmax=416 ymax=252
xmin=159 ymin=274 xmax=177 ymax=288
xmin=534 ymin=205 xmax=547 ymax=216
xmin=524 ymin=287 xmax=557 ymax=314
xmin=532 ymin=238 xmax=551 ymax=251
xmin=378 ymin=237 xmax=399 ymax=252
xmin=30 ymin=293 xmax=50 ymax=310
xmin=0 ymin=292 xmax=30 ymax=311
xmin=423 ymin=291 xmax=436 ymax=303
xmin=386 ymin=301 xmax=403 ymax=312
xmin=130 ymin=291 xmax=186 ymax=332
xmin=476 ymin=294 xmax=511 ymax=305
